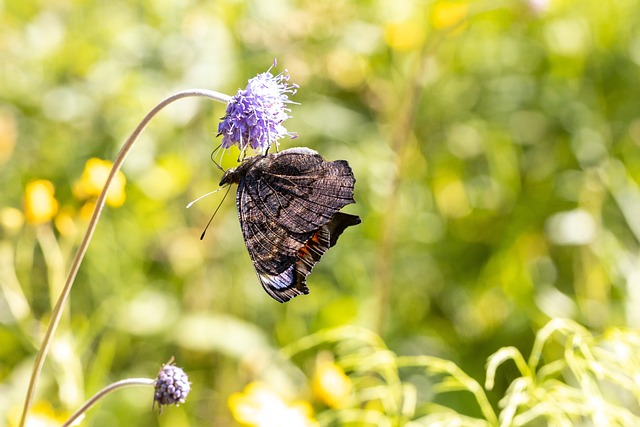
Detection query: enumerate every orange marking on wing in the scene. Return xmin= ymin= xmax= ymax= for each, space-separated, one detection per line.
xmin=298 ymin=231 xmax=322 ymax=257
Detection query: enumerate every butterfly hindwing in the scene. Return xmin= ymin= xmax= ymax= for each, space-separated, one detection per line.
xmin=293 ymin=212 xmax=362 ymax=281
xmin=254 ymin=212 xmax=361 ymax=302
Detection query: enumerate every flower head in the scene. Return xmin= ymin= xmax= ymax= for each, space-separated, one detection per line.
xmin=430 ymin=1 xmax=468 ymax=30
xmin=8 ymin=401 xmax=67 ymax=427
xmin=24 ymin=179 xmax=59 ymax=224
xmin=153 ymin=360 xmax=191 ymax=411
xmin=228 ymin=382 xmax=318 ymax=427
xmin=73 ymin=158 xmax=126 ymax=208
xmin=218 ymin=61 xmax=297 ymax=154
xmin=312 ymin=357 xmax=352 ymax=408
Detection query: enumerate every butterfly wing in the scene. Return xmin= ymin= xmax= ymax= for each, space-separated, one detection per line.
xmin=235 ymin=148 xmax=360 ymax=302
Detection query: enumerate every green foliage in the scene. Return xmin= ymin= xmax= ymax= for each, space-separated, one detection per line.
xmin=2 ymin=0 xmax=640 ymax=425
xmin=278 ymin=319 xmax=640 ymax=426
xmin=488 ymin=319 xmax=640 ymax=426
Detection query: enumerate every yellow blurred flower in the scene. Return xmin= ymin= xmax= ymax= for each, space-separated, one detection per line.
xmin=228 ymin=382 xmax=318 ymax=427
xmin=431 ymin=1 xmax=468 ymax=30
xmin=0 ymin=207 xmax=24 ymax=233
xmin=0 ymin=108 xmax=16 ymax=167
xmin=384 ymin=19 xmax=426 ymax=51
xmin=8 ymin=401 xmax=67 ymax=427
xmin=24 ymin=179 xmax=59 ymax=224
xmin=54 ymin=205 xmax=78 ymax=237
xmin=312 ymin=357 xmax=352 ymax=408
xmin=78 ymin=201 xmax=96 ymax=222
xmin=73 ymin=157 xmax=126 ymax=207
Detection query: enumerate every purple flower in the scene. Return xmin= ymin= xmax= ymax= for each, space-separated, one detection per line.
xmin=217 ymin=61 xmax=298 ymax=153
xmin=153 ymin=360 xmax=191 ymax=411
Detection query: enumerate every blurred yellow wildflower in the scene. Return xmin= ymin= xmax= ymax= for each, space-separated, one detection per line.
xmin=228 ymin=382 xmax=318 ymax=427
xmin=79 ymin=201 xmax=96 ymax=222
xmin=73 ymin=157 xmax=126 ymax=207
xmin=8 ymin=401 xmax=67 ymax=427
xmin=54 ymin=205 xmax=78 ymax=237
xmin=384 ymin=19 xmax=426 ymax=51
xmin=431 ymin=1 xmax=468 ymax=30
xmin=0 ymin=108 xmax=16 ymax=167
xmin=24 ymin=179 xmax=59 ymax=224
xmin=312 ymin=357 xmax=352 ymax=408
xmin=0 ymin=207 xmax=24 ymax=233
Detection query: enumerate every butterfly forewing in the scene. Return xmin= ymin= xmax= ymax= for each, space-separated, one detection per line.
xmin=236 ymin=193 xmax=314 ymax=274
xmin=242 ymin=154 xmax=355 ymax=233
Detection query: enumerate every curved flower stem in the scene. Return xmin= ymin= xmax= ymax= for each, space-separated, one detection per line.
xmin=61 ymin=378 xmax=156 ymax=427
xmin=19 ymin=89 xmax=232 ymax=427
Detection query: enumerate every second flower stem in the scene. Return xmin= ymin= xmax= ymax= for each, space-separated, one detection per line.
xmin=19 ymin=88 xmax=231 ymax=427
xmin=61 ymin=378 xmax=156 ymax=427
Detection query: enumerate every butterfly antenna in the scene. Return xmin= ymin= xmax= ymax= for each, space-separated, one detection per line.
xmin=186 ymin=187 xmax=225 ymax=209
xmin=200 ymin=184 xmax=232 ymax=240
xmin=210 ymin=144 xmax=224 ymax=171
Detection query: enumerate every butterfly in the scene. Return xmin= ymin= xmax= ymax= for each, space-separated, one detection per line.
xmin=219 ymin=147 xmax=361 ymax=302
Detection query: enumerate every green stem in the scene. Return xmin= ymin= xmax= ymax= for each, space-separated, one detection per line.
xmin=61 ymin=378 xmax=156 ymax=427
xmin=18 ymin=89 xmax=231 ymax=427
xmin=396 ymin=355 xmax=499 ymax=427
xmin=371 ymin=24 xmax=446 ymax=334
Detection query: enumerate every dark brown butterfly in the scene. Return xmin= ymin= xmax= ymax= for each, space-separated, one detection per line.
xmin=219 ymin=147 xmax=361 ymax=302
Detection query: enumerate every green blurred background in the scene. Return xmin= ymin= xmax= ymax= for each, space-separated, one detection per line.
xmin=2 ymin=0 xmax=640 ymax=425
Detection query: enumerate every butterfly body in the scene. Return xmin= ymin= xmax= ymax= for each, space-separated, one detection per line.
xmin=220 ymin=147 xmax=361 ymax=302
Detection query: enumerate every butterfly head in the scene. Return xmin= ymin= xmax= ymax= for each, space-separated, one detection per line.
xmin=219 ymin=155 xmax=263 ymax=187
xmin=219 ymin=167 xmax=238 ymax=186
